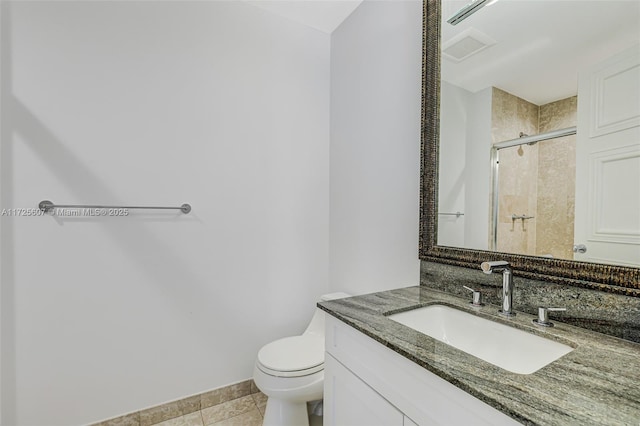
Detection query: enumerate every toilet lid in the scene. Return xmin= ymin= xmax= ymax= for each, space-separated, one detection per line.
xmin=257 ymin=335 xmax=324 ymax=374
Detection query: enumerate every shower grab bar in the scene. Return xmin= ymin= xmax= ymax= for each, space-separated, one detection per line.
xmin=438 ymin=211 xmax=464 ymax=218
xmin=38 ymin=200 xmax=192 ymax=214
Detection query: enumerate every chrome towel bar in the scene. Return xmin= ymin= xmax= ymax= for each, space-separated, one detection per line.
xmin=438 ymin=211 xmax=464 ymax=218
xmin=38 ymin=200 xmax=191 ymax=214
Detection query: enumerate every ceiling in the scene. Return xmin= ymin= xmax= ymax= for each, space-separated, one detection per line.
xmin=442 ymin=0 xmax=640 ymax=105
xmin=241 ymin=0 xmax=638 ymax=105
xmin=246 ymin=0 xmax=363 ymax=33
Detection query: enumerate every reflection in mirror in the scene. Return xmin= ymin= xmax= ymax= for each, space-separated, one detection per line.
xmin=437 ymin=0 xmax=640 ymax=267
xmin=491 ymin=123 xmax=577 ymax=259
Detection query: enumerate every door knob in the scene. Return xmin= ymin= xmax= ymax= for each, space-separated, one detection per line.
xmin=573 ymin=244 xmax=587 ymax=254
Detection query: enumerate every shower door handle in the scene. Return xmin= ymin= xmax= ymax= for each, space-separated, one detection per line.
xmin=573 ymin=244 xmax=587 ymax=254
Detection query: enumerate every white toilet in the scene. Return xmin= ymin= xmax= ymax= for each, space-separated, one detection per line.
xmin=253 ymin=292 xmax=351 ymax=426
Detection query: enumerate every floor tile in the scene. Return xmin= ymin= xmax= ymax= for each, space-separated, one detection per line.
xmin=201 ymin=381 xmax=251 ymax=409
xmin=210 ymin=409 xmax=262 ymax=426
xmin=140 ymin=395 xmax=200 ymax=426
xmin=152 ymin=412 xmax=203 ymax=426
xmin=250 ymin=392 xmax=267 ymax=410
xmin=201 ymin=395 xmax=256 ymax=425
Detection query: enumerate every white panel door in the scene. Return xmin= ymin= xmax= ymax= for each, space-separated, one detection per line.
xmin=575 ymin=45 xmax=640 ymax=266
xmin=324 ymin=353 xmax=404 ymax=426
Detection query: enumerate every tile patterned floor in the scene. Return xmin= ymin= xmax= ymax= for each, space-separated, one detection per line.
xmin=153 ymin=392 xmax=267 ymax=426
xmin=92 ymin=380 xmax=322 ymax=426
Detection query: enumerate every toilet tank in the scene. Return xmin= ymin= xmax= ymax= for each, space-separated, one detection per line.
xmin=303 ymin=292 xmax=351 ymax=337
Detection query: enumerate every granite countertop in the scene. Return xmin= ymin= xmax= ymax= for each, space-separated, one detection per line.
xmin=318 ymin=286 xmax=640 ymax=426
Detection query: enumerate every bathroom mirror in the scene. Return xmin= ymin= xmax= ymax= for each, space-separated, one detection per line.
xmin=419 ymin=0 xmax=640 ymax=292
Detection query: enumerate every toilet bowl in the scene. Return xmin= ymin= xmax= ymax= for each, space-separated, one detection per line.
xmin=253 ymin=292 xmax=351 ymax=426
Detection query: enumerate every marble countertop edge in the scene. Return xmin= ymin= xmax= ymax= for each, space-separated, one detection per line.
xmin=318 ymin=286 xmax=640 ymax=426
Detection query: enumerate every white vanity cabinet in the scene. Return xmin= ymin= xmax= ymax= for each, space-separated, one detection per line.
xmin=324 ymin=354 xmax=405 ymax=426
xmin=324 ymin=315 xmax=521 ymax=426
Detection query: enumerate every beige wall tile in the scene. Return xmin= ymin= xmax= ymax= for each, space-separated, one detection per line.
xmin=536 ymin=97 xmax=577 ymax=259
xmin=517 ymin=97 xmax=539 ymax=137
xmin=492 ymin=87 xmax=520 ymax=144
xmin=201 ymin=395 xmax=256 ymax=425
xmin=92 ymin=412 xmax=140 ymax=426
xmin=539 ymin=96 xmax=577 ymax=132
xmin=496 ymin=143 xmax=538 ymax=255
xmin=139 ymin=395 xmax=200 ymax=426
xmin=201 ymin=381 xmax=251 ymax=409
xmin=200 ymin=388 xmax=225 ymax=409
xmin=492 ymin=87 xmax=539 ymax=143
xmin=492 ymin=88 xmax=578 ymax=257
xmin=94 ymin=381 xmax=256 ymax=426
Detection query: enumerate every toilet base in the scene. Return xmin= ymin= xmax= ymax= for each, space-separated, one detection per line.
xmin=263 ymin=398 xmax=310 ymax=426
xmin=253 ymin=364 xmax=324 ymax=426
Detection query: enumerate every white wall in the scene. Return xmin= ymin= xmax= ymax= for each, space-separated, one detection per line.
xmin=438 ymin=82 xmax=469 ymax=247
xmin=0 ymin=2 xmax=330 ymax=424
xmin=464 ymin=87 xmax=492 ymax=250
xmin=438 ymin=82 xmax=492 ymax=250
xmin=329 ymin=0 xmax=422 ymax=296
xmin=0 ymin=3 xmax=4 ymax=422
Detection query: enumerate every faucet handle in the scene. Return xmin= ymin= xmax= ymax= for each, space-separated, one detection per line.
xmin=533 ymin=307 xmax=566 ymax=327
xmin=480 ymin=261 xmax=511 ymax=274
xmin=463 ymin=285 xmax=484 ymax=307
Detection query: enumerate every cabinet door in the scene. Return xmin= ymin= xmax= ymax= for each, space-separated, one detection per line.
xmin=324 ymin=353 xmax=404 ymax=426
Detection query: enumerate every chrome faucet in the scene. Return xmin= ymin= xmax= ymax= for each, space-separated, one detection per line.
xmin=481 ymin=261 xmax=515 ymax=317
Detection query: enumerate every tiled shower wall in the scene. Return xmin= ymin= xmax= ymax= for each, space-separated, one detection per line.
xmin=537 ymin=97 xmax=577 ymax=259
xmin=492 ymin=88 xmax=540 ymax=254
xmin=492 ymin=88 xmax=577 ymax=259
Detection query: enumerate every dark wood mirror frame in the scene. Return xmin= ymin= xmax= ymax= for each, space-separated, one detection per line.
xmin=418 ymin=0 xmax=640 ymax=297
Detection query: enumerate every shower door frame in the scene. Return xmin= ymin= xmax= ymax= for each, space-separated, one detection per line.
xmin=489 ymin=126 xmax=577 ymax=251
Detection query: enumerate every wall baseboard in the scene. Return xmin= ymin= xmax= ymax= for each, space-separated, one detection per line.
xmin=91 ymin=379 xmax=260 ymax=426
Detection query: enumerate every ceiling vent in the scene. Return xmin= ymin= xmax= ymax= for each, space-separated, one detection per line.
xmin=442 ymin=28 xmax=496 ymax=62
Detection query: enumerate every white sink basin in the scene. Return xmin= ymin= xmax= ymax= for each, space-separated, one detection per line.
xmin=388 ymin=304 xmax=573 ymax=374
